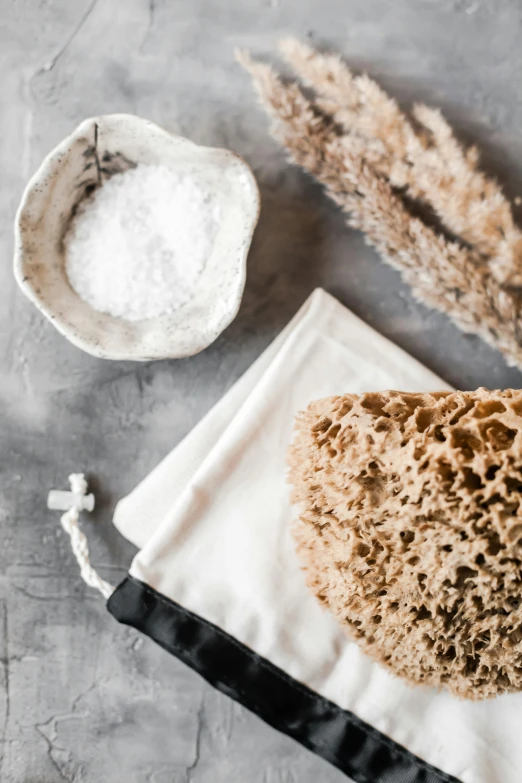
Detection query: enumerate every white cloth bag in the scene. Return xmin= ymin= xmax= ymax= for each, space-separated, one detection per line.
xmin=109 ymin=289 xmax=522 ymax=783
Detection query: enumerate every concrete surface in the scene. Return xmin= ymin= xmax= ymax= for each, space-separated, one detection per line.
xmin=2 ymin=1 xmax=522 ymax=780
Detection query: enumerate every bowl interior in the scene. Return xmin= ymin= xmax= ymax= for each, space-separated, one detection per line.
xmin=15 ymin=115 xmax=259 ymax=360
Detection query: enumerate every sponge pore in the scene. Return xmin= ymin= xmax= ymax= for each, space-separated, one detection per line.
xmin=288 ymin=388 xmax=522 ymax=700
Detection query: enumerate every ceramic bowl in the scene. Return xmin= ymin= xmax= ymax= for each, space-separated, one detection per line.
xmin=14 ymin=114 xmax=260 ymax=360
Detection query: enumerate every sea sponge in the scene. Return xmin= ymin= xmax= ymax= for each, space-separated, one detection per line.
xmin=288 ymin=388 xmax=522 ymax=700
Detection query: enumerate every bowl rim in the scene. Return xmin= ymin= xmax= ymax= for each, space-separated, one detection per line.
xmin=13 ymin=113 xmax=261 ymax=361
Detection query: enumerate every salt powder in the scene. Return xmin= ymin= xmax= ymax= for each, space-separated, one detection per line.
xmin=64 ymin=164 xmax=220 ymax=321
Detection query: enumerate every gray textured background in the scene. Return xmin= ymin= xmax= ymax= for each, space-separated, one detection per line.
xmin=2 ymin=1 xmax=522 ymax=780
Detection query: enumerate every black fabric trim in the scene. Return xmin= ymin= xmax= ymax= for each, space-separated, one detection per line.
xmin=108 ymin=576 xmax=462 ymax=783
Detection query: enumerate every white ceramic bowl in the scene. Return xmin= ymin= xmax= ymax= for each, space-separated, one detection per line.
xmin=14 ymin=114 xmax=260 ymax=360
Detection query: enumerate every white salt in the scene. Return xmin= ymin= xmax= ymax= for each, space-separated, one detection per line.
xmin=64 ymin=164 xmax=220 ymax=321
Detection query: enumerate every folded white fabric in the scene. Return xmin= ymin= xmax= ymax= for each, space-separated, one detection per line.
xmin=109 ymin=289 xmax=522 ymax=783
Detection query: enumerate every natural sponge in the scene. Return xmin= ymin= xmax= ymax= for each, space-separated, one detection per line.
xmin=288 ymin=388 xmax=522 ymax=700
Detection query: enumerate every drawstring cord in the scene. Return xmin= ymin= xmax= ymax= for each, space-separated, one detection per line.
xmin=55 ymin=474 xmax=114 ymax=599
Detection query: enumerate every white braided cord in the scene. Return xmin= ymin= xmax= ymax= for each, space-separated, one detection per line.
xmin=60 ymin=474 xmax=114 ymax=599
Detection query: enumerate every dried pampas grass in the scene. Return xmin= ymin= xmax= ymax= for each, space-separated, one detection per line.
xmin=237 ymin=42 xmax=522 ymax=369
